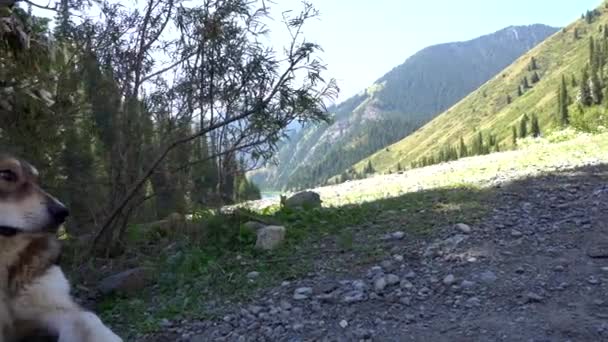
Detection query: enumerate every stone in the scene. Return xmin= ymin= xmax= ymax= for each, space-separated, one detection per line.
xmin=386 ymin=274 xmax=400 ymax=286
xmin=391 ymin=231 xmax=405 ymax=240
xmin=243 ymin=221 xmax=266 ymax=232
xmin=374 ymin=277 xmax=387 ymax=292
xmin=455 ymin=223 xmax=472 ymax=234
xmin=255 ymin=226 xmax=286 ymax=250
xmin=479 ymin=270 xmax=498 ymax=284
xmin=443 ymin=274 xmax=456 ymax=285
xmin=246 ymin=271 xmax=260 ymax=279
xmin=284 ymin=191 xmax=322 ymax=209
xmin=293 ymin=287 xmax=313 ymax=300
xmin=339 ymin=320 xmax=348 ymax=328
xmin=97 ymin=267 xmax=151 ymax=296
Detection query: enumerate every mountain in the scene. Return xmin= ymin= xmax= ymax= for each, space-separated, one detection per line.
xmin=250 ymin=24 xmax=559 ymax=190
xmin=351 ymin=5 xmax=607 ymax=176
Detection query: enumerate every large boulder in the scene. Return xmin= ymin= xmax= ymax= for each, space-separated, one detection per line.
xmin=255 ymin=225 xmax=286 ymax=250
xmin=97 ymin=267 xmax=152 ymax=296
xmin=283 ymin=191 xmax=322 ymax=210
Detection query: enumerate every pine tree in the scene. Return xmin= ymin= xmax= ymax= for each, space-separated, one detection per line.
xmin=574 ymin=28 xmax=580 ymax=40
xmin=397 ymin=162 xmax=402 ymax=172
xmin=459 ymin=137 xmax=468 ymax=158
xmin=506 ymin=94 xmax=512 ymax=104
xmin=604 ymin=24 xmax=608 ymax=39
xmin=519 ymin=114 xmax=529 ymax=138
xmin=517 ymin=86 xmax=523 ymax=97
xmin=531 ymin=71 xmax=540 ymax=83
xmin=571 ymin=74 xmax=577 ymax=87
xmin=579 ymin=66 xmax=592 ymax=106
xmin=590 ymin=37 xmax=597 ymax=72
xmin=530 ymin=57 xmax=538 ymax=70
xmin=472 ymin=131 xmax=484 ymax=155
xmin=590 ymin=71 xmax=603 ymax=104
xmin=512 ymin=126 xmax=517 ymax=147
xmin=558 ymin=75 xmax=570 ymax=125
xmin=530 ymin=114 xmax=541 ymax=137
xmin=522 ymin=76 xmax=530 ymax=89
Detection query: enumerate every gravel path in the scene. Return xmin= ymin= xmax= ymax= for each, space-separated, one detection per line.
xmin=143 ymin=163 xmax=608 ymax=341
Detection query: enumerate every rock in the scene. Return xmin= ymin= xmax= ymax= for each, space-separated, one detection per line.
xmin=479 ymin=270 xmax=498 ymax=284
xmin=243 ymin=221 xmax=266 ymax=232
xmin=246 ymin=271 xmax=260 ymax=279
xmin=255 ymin=226 xmax=286 ymax=250
xmin=293 ymin=287 xmax=313 ymax=300
xmin=97 ymin=267 xmax=151 ymax=296
xmin=443 ymin=274 xmax=456 ymax=285
xmin=284 ymin=191 xmax=322 ymax=209
xmin=455 ymin=223 xmax=472 ymax=234
xmin=424 ymin=234 xmax=467 ymax=257
xmin=339 ymin=320 xmax=348 ymax=328
xmin=525 ymin=292 xmax=544 ymax=303
xmin=374 ymin=277 xmax=387 ymax=292
xmin=386 ymin=274 xmax=400 ymax=286
xmin=588 ymin=276 xmax=601 ymax=285
xmin=342 ymin=291 xmax=366 ymax=303
xmin=393 ymin=254 xmax=404 ymax=262
xmin=510 ymin=229 xmax=523 ymax=238
xmin=461 ymin=280 xmax=476 ymax=289
xmin=587 ymin=244 xmax=608 ymax=258
xmin=391 ymin=231 xmax=405 ymax=240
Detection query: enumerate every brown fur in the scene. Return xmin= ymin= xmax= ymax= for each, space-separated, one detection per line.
xmin=0 ymin=154 xmax=121 ymax=342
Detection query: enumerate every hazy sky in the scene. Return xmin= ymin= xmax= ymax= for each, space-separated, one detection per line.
xmin=30 ymin=0 xmax=602 ymax=103
xmin=264 ymin=0 xmax=601 ymax=102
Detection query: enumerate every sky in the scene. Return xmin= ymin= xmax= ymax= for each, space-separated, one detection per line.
xmin=30 ymin=0 xmax=602 ymax=103
xmin=263 ymin=0 xmax=601 ymax=102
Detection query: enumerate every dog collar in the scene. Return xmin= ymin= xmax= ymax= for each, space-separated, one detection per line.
xmin=0 ymin=226 xmax=19 ymax=236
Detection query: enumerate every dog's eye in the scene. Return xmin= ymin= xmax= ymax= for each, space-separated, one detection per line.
xmin=0 ymin=170 xmax=17 ymax=182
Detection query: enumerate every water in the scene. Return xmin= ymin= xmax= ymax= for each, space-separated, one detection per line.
xmin=261 ymin=191 xmax=281 ymax=200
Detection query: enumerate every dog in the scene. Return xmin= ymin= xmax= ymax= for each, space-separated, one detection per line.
xmin=0 ymin=153 xmax=122 ymax=342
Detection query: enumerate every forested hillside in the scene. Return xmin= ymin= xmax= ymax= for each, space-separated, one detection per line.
xmin=353 ymin=6 xmax=608 ymax=175
xmin=250 ymin=24 xmax=558 ymax=190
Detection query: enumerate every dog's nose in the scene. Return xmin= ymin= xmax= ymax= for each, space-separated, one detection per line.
xmin=47 ymin=200 xmax=69 ymax=225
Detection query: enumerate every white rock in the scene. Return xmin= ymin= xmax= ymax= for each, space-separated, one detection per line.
xmin=255 ymin=225 xmax=286 ymax=250
xmin=339 ymin=319 xmax=348 ymax=328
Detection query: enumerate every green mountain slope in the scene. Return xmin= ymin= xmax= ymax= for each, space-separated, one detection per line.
xmin=250 ymin=24 xmax=558 ymax=190
xmin=351 ymin=5 xmax=607 ymax=176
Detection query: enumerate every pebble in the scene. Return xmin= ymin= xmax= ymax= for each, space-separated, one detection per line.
xmin=294 ymin=287 xmax=313 ymax=300
xmin=374 ymin=277 xmax=387 ymax=292
xmin=392 ymin=231 xmax=405 ymax=240
xmin=246 ymin=271 xmax=260 ymax=279
xmin=339 ymin=320 xmax=348 ymax=328
xmin=386 ymin=274 xmax=400 ymax=286
xmin=511 ymin=229 xmax=523 ymax=238
xmin=525 ymin=292 xmax=544 ymax=303
xmin=443 ymin=274 xmax=456 ymax=285
xmin=479 ymin=270 xmax=498 ymax=284
xmin=455 ymin=223 xmax=472 ymax=234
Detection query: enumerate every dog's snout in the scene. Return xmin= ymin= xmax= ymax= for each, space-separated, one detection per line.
xmin=47 ymin=199 xmax=69 ymax=225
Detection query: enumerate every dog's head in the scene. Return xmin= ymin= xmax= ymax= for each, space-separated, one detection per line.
xmin=0 ymin=153 xmax=69 ymax=233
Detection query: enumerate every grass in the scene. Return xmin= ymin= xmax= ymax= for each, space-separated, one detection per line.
xmin=352 ymin=2 xmax=607 ymax=175
xmin=93 ymin=183 xmax=490 ymax=338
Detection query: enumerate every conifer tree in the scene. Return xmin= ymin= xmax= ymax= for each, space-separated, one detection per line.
xmin=459 ymin=137 xmax=468 ymax=158
xmin=517 ymin=86 xmax=523 ymax=97
xmin=506 ymin=94 xmax=512 ymax=104
xmin=522 ymin=76 xmax=530 ymax=89
xmin=590 ymin=37 xmax=597 ymax=72
xmin=531 ymin=114 xmax=541 ymax=137
xmin=519 ymin=114 xmax=529 ymax=138
xmin=558 ymin=75 xmax=570 ymax=125
xmin=530 ymin=57 xmax=538 ymax=70
xmin=591 ymin=71 xmax=603 ymax=104
xmin=512 ymin=126 xmax=517 ymax=147
xmin=579 ymin=66 xmax=592 ymax=106
xmin=574 ymin=28 xmax=580 ymax=40
xmin=531 ymin=71 xmax=540 ymax=83
xmin=571 ymin=74 xmax=577 ymax=87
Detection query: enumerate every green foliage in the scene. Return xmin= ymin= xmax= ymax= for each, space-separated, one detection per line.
xmin=519 ymin=114 xmax=529 ymax=138
xmin=558 ymin=75 xmax=570 ymax=126
xmin=531 ymin=114 xmax=541 ymax=137
xmin=512 ymin=126 xmax=518 ymax=147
